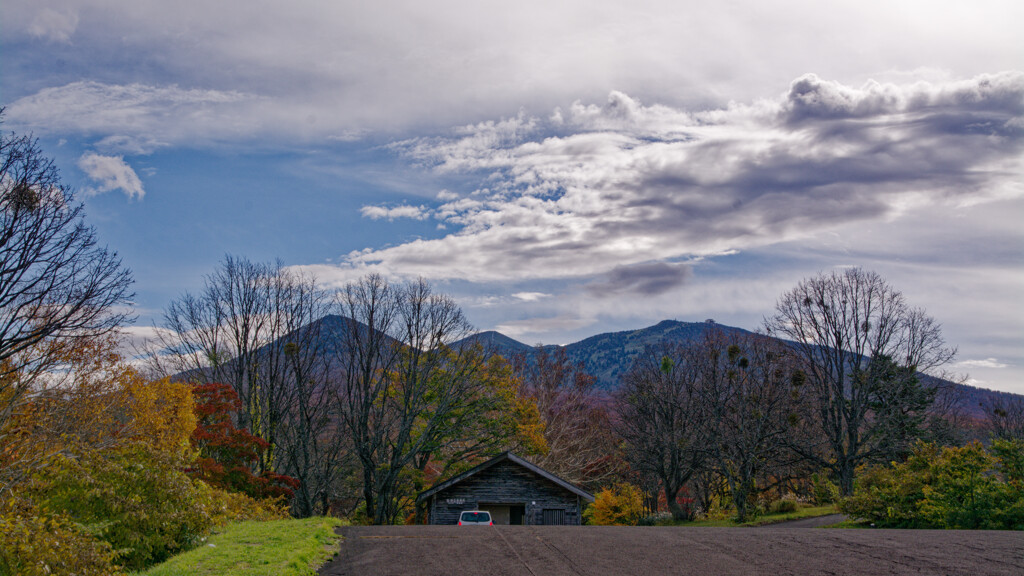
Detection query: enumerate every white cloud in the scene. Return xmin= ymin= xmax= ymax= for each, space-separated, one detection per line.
xmin=77 ymin=153 xmax=145 ymax=199
xmin=360 ymin=204 xmax=429 ymax=221
xmin=287 ymin=74 xmax=1024 ymax=395
xmin=956 ymin=358 xmax=1010 ymax=369
xmin=494 ymin=314 xmax=593 ymax=342
xmin=7 ymin=82 xmax=259 ymax=153
xmin=6 ymin=0 xmax=1023 ymax=392
xmin=512 ymin=292 xmax=549 ymax=302
xmin=28 ymin=7 xmax=78 ymax=43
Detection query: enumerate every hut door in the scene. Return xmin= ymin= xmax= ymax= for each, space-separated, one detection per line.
xmin=542 ymin=509 xmax=566 ymax=525
xmin=510 ymin=505 xmax=525 ymax=525
xmin=480 ymin=505 xmax=510 ymax=525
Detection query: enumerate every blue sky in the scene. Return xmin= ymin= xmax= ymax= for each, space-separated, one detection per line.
xmin=2 ymin=0 xmax=1022 ymax=392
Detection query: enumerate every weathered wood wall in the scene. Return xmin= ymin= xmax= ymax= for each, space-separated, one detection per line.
xmin=428 ymin=460 xmax=583 ymax=525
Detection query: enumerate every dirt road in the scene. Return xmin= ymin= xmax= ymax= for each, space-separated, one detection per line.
xmin=318 ymin=525 xmax=1024 ymax=576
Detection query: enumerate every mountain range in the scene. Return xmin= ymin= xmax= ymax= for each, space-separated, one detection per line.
xmin=184 ymin=315 xmax=1018 ymax=420
xmin=459 ymin=319 xmax=752 ymax=390
xmin=457 ymin=319 xmax=1016 ymax=419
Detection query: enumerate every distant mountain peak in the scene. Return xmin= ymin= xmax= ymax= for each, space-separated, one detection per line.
xmin=454 ymin=330 xmax=533 ymax=355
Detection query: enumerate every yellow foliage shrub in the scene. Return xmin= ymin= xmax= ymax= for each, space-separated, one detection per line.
xmin=211 ymin=488 xmax=291 ymax=524
xmin=123 ymin=376 xmax=196 ymax=457
xmin=0 ymin=497 xmax=121 ymax=576
xmin=584 ymin=482 xmax=645 ymax=526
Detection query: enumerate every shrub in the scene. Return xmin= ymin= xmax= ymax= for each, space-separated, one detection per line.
xmin=637 ymin=511 xmax=674 ymax=526
xmin=673 ymin=497 xmax=697 ymax=521
xmin=769 ymin=497 xmax=798 ymax=514
xmin=841 ymin=443 xmax=939 ymax=528
xmin=347 ymin=501 xmax=372 ymax=525
xmin=0 ymin=497 xmax=120 ymax=576
xmin=811 ymin=473 xmax=840 ymax=505
xmin=917 ymin=443 xmax=1001 ymax=529
xmin=583 ymin=483 xmax=645 ymax=526
xmin=841 ymin=441 xmax=1024 ymax=530
xmin=656 ymin=488 xmax=697 ymax=521
xmin=31 ymin=446 xmax=221 ymax=571
xmin=209 ymin=488 xmax=291 ymax=524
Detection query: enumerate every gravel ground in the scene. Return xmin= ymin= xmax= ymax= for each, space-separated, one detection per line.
xmin=318 ymin=524 xmax=1024 ymax=576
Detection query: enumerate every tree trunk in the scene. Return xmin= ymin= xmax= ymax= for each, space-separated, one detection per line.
xmin=412 ymin=477 xmax=428 ymax=524
xmin=665 ymin=485 xmax=688 ymax=521
xmin=362 ymin=468 xmax=376 ymax=523
xmin=732 ymin=479 xmax=750 ymax=523
xmin=413 ymin=501 xmax=428 ymax=524
xmin=837 ymin=459 xmax=855 ymax=497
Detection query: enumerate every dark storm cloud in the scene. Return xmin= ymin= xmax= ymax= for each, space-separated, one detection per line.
xmin=586 ymin=262 xmax=694 ymax=297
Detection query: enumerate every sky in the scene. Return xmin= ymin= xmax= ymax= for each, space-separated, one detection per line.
xmin=2 ymin=0 xmax=1022 ymax=392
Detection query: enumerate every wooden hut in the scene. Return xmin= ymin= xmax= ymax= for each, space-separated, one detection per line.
xmin=417 ymin=452 xmax=594 ymax=525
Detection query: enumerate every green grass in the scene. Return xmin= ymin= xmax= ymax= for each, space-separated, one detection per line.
xmin=821 ymin=518 xmax=872 ymax=529
xmin=135 ymin=517 xmax=343 ymax=576
xmin=673 ymin=504 xmax=839 ymax=527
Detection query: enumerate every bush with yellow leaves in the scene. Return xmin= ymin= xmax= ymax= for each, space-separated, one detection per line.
xmin=583 ymin=482 xmax=646 ymax=526
xmin=0 ymin=497 xmax=121 ymax=576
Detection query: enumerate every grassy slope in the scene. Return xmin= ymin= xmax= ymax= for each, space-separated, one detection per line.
xmin=822 ymin=519 xmax=872 ymax=529
xmin=136 ymin=517 xmax=343 ymax=576
xmin=676 ymin=505 xmax=839 ymax=527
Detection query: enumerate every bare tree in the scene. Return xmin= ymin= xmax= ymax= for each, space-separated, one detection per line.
xmin=336 ymin=275 xmax=512 ymax=524
xmin=0 ymin=120 xmax=133 ymax=371
xmin=0 ymin=120 xmax=133 ymax=493
xmin=983 ymin=394 xmax=1024 ymax=441
xmin=764 ymin=268 xmax=956 ymax=494
xmin=617 ymin=343 xmax=713 ymax=520
xmin=515 ymin=347 xmax=620 ymax=490
xmin=700 ymin=329 xmax=803 ymax=521
xmin=271 ymin=278 xmax=349 ymax=517
xmin=159 ymin=257 xmax=281 ymax=445
xmin=155 ymin=257 xmax=347 ymax=487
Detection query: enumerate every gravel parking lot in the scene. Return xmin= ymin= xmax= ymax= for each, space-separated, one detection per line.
xmin=318 ymin=524 xmax=1024 ymax=576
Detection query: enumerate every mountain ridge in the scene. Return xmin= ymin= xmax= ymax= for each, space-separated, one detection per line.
xmin=459 ymin=319 xmax=753 ymax=389
xmin=176 ymin=315 xmax=1018 ymax=420
xmin=459 ymin=319 xmax=1016 ymax=419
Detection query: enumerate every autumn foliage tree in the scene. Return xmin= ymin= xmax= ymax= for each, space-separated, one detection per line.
xmin=0 ymin=117 xmax=133 ymax=455
xmin=189 ymin=382 xmax=299 ymax=501
xmin=0 ymin=332 xmax=221 ymax=573
xmin=0 ymin=334 xmax=194 ymax=495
